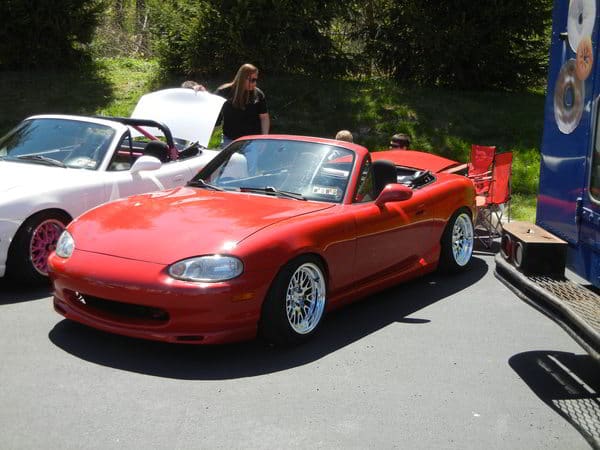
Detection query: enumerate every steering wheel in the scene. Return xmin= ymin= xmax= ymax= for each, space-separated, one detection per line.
xmin=65 ymin=156 xmax=96 ymax=169
xmin=64 ymin=141 xmax=103 ymax=169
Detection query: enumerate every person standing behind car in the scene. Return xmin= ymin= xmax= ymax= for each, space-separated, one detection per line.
xmin=390 ymin=133 xmax=410 ymax=150
xmin=335 ymin=130 xmax=354 ymax=143
xmin=215 ymin=64 xmax=270 ymax=147
xmin=181 ymin=80 xmax=206 ymax=91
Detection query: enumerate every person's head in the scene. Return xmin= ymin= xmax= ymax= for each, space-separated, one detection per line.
xmin=229 ymin=64 xmax=259 ymax=109
xmin=181 ymin=80 xmax=200 ymax=89
xmin=335 ymin=130 xmax=354 ymax=143
xmin=181 ymin=80 xmax=206 ymax=92
xmin=390 ymin=133 xmax=410 ymax=149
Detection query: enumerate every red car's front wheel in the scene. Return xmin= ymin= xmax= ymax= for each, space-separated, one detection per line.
xmin=260 ymin=255 xmax=328 ymax=346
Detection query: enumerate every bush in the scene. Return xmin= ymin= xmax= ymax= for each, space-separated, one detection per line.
xmin=0 ymin=0 xmax=107 ymax=69
xmin=148 ymin=0 xmax=347 ymax=77
xmin=358 ymin=0 xmax=552 ymax=89
xmin=91 ymin=0 xmax=152 ymax=58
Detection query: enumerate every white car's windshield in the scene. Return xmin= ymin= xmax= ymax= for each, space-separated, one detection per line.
xmin=0 ymin=118 xmax=116 ymax=170
xmin=193 ymin=139 xmax=355 ymax=203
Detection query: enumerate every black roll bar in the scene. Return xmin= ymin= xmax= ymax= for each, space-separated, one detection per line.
xmin=94 ymin=116 xmax=175 ymax=149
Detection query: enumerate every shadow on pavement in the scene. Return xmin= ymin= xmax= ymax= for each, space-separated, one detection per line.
xmin=509 ymin=351 xmax=600 ymax=448
xmin=0 ymin=278 xmax=51 ymax=304
xmin=48 ymin=257 xmax=488 ymax=380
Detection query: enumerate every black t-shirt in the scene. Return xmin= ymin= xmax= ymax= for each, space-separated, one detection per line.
xmin=215 ymin=86 xmax=268 ymax=139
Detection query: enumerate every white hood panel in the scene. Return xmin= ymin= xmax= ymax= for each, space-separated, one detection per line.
xmin=131 ymin=88 xmax=225 ymax=147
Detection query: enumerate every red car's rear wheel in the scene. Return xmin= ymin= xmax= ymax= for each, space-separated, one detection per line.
xmin=439 ymin=209 xmax=474 ymax=273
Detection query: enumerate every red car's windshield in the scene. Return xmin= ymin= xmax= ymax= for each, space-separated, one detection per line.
xmin=195 ymin=139 xmax=355 ymax=203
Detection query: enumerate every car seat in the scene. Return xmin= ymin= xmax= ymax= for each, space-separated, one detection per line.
xmin=143 ymin=140 xmax=169 ymax=163
xmin=372 ymin=159 xmax=397 ymax=197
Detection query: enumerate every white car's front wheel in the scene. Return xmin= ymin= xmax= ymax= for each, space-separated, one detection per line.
xmin=7 ymin=210 xmax=70 ymax=284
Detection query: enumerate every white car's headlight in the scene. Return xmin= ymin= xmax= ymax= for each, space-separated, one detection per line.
xmin=55 ymin=231 xmax=75 ymax=258
xmin=168 ymin=255 xmax=243 ymax=282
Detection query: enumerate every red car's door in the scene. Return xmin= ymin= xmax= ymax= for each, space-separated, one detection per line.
xmin=351 ymin=188 xmax=434 ymax=284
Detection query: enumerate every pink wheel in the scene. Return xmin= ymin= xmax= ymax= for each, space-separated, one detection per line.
xmin=29 ymin=218 xmax=66 ymax=275
xmin=7 ymin=211 xmax=70 ymax=283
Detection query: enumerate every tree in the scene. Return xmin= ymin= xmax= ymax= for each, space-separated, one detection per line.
xmin=92 ymin=0 xmax=152 ymax=57
xmin=148 ymin=0 xmax=347 ymax=76
xmin=355 ymin=0 xmax=552 ymax=89
xmin=0 ymin=0 xmax=107 ymax=69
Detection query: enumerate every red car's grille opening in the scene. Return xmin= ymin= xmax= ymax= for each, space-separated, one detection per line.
xmin=64 ymin=290 xmax=169 ymax=325
xmin=175 ymin=335 xmax=204 ymax=342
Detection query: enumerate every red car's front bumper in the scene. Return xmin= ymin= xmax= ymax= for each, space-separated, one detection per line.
xmin=49 ymin=250 xmax=273 ymax=344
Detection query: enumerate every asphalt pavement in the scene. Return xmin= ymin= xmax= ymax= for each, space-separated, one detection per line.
xmin=1 ymin=252 xmax=598 ymax=449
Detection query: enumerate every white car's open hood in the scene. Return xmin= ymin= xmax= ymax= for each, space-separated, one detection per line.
xmin=130 ymin=88 xmax=226 ymax=147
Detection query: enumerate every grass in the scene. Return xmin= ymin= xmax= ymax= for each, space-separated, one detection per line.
xmin=0 ymin=58 xmax=543 ymax=221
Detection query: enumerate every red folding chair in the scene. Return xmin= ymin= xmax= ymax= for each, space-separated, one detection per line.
xmin=467 ymin=145 xmax=496 ymax=196
xmin=475 ymin=151 xmax=513 ymax=248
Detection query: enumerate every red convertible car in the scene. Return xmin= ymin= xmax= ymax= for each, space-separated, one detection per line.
xmin=49 ymin=136 xmax=475 ymax=345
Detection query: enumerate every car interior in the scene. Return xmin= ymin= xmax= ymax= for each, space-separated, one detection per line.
xmin=395 ymin=166 xmax=435 ymax=188
xmin=107 ymin=129 xmax=205 ymax=171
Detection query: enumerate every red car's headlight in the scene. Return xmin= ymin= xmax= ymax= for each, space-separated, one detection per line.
xmin=55 ymin=231 xmax=75 ymax=258
xmin=168 ymin=255 xmax=243 ymax=282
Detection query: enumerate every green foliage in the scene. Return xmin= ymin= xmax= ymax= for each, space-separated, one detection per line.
xmin=357 ymin=0 xmax=553 ymax=89
xmin=91 ymin=0 xmax=152 ymax=57
xmin=147 ymin=0 xmax=347 ymax=76
xmin=0 ymin=0 xmax=107 ymax=69
xmin=146 ymin=0 xmax=208 ymax=74
xmin=0 ymin=65 xmax=111 ymax=133
xmin=144 ymin=0 xmax=553 ymax=88
xmin=2 ymin=0 xmax=554 ymax=90
xmin=94 ymin=57 xmax=160 ymax=115
xmin=510 ymin=193 xmax=538 ymax=222
xmin=0 ymin=58 xmax=159 ymax=135
xmin=510 ymin=146 xmax=540 ymax=195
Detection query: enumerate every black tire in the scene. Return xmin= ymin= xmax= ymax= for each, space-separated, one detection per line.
xmin=438 ymin=209 xmax=474 ymax=273
xmin=6 ymin=210 xmax=70 ymax=284
xmin=259 ymin=255 xmax=327 ymax=346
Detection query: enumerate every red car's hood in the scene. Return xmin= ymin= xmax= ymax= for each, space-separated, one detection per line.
xmin=70 ymin=187 xmax=334 ymax=264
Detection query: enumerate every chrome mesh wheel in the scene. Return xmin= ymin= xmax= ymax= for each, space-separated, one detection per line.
xmin=285 ymin=262 xmax=326 ymax=334
xmin=452 ymin=213 xmax=474 ymax=267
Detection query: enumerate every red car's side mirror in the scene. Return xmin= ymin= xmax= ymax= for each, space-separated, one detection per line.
xmin=375 ymin=184 xmax=413 ymax=206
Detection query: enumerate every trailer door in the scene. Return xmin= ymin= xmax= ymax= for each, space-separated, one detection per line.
xmin=576 ymin=100 xmax=600 ymax=287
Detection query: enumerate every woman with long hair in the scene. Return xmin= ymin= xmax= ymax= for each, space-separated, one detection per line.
xmin=216 ymin=63 xmax=270 ymax=147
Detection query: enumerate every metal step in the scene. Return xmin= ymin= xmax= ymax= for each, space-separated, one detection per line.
xmin=495 ymin=254 xmax=600 ymax=363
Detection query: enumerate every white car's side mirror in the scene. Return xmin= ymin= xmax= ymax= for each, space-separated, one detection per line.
xmin=130 ymin=155 xmax=162 ymax=173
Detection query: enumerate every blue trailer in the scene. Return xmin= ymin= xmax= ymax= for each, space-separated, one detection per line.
xmin=496 ymin=0 xmax=600 ymax=362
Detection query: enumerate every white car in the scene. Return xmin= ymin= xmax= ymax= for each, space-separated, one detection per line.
xmin=0 ymin=88 xmax=225 ymax=283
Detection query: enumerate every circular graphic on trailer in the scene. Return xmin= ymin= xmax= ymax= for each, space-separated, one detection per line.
xmin=568 ymin=0 xmax=596 ymax=52
xmin=554 ymin=59 xmax=585 ymax=134
xmin=576 ymin=35 xmax=594 ymax=80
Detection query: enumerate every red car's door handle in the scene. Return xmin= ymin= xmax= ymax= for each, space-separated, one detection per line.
xmin=415 ymin=204 xmax=426 ymax=216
